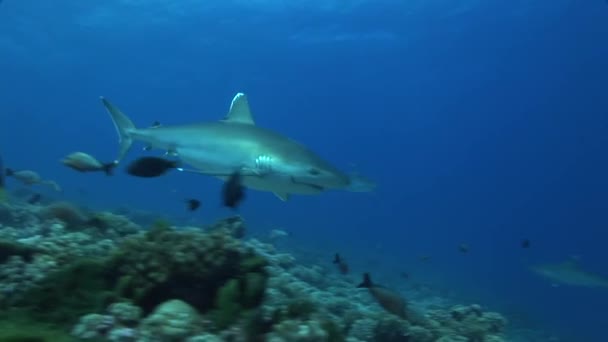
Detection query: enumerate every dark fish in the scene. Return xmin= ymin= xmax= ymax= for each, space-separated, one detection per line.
xmin=521 ymin=239 xmax=530 ymax=248
xmin=126 ymin=157 xmax=179 ymax=178
xmin=26 ymin=193 xmax=41 ymax=204
xmin=358 ymin=273 xmax=407 ymax=319
xmin=186 ymin=199 xmax=201 ymax=211
xmin=222 ymin=171 xmax=245 ymax=209
xmin=400 ymin=272 xmax=409 ymax=279
xmin=458 ymin=243 xmax=469 ymax=254
xmin=333 ymin=253 xmax=349 ymax=274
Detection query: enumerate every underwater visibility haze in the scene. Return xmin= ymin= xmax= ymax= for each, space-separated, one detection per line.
xmin=0 ymin=0 xmax=607 ymax=341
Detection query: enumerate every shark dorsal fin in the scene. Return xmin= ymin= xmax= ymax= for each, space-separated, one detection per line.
xmin=223 ymin=93 xmax=255 ymax=125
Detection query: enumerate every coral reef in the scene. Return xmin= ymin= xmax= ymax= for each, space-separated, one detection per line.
xmin=0 ymin=200 xmax=510 ymax=341
xmin=108 ymin=219 xmax=267 ymax=317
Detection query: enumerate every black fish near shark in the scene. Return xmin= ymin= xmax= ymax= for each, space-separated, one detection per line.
xmin=223 ymin=171 xmax=246 ymax=209
xmin=126 ymin=157 xmax=179 ymax=178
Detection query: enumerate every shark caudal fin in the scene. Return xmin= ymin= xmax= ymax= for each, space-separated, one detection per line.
xmin=100 ymin=97 xmax=136 ymax=163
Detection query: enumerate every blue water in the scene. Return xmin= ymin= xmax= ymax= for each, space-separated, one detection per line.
xmin=1 ymin=0 xmax=607 ymax=340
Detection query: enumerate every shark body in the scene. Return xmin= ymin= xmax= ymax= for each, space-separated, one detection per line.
xmin=101 ymin=93 xmax=375 ymax=200
xmin=531 ymin=260 xmax=608 ymax=289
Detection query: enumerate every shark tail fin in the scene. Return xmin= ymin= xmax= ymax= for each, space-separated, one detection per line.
xmin=100 ymin=97 xmax=136 ymax=164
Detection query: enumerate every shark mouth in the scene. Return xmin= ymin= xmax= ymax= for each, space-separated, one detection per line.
xmin=290 ymin=176 xmax=325 ymax=191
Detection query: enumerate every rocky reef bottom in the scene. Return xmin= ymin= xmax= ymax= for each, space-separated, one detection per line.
xmin=0 ymin=201 xmax=508 ymax=341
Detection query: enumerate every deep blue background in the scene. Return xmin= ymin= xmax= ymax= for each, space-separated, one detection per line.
xmin=1 ymin=0 xmax=607 ymax=339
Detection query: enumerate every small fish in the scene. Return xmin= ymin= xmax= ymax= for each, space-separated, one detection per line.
xmin=126 ymin=157 xmax=179 ymax=178
xmin=521 ymin=239 xmax=530 ymax=248
xmin=61 ymin=152 xmax=116 ymax=175
xmin=268 ymin=229 xmax=289 ymax=241
xmin=333 ymin=253 xmax=349 ymax=275
xmin=222 ymin=171 xmax=245 ymax=209
xmin=26 ymin=193 xmax=42 ymax=204
xmin=400 ymin=272 xmax=409 ymax=279
xmin=458 ymin=243 xmax=469 ymax=254
xmin=186 ymin=199 xmax=201 ymax=211
xmin=5 ymin=169 xmax=62 ymax=192
xmin=358 ymin=273 xmax=407 ymax=318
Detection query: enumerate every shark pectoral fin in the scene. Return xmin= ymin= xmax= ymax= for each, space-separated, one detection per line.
xmin=222 ymin=93 xmax=255 ymax=125
xmin=274 ymin=192 xmax=290 ymax=201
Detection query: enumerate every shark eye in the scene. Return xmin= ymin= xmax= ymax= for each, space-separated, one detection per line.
xmin=308 ymin=168 xmax=321 ymax=176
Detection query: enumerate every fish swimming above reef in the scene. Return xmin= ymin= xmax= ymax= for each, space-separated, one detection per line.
xmin=61 ymin=152 xmax=116 ymax=175
xmin=358 ymin=273 xmax=407 ymax=318
xmin=5 ymin=169 xmax=61 ymax=192
xmin=100 ymin=93 xmax=376 ymax=201
xmin=333 ymin=253 xmax=349 ymax=275
xmin=185 ymin=198 xmax=201 ymax=211
xmin=531 ymin=260 xmax=608 ymax=289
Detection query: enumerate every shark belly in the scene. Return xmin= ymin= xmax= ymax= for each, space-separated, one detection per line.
xmin=240 ymin=175 xmax=325 ymax=195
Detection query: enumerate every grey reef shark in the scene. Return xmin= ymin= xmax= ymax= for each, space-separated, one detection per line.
xmin=100 ymin=92 xmax=375 ymax=201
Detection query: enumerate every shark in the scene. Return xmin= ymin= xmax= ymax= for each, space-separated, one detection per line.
xmin=100 ymin=92 xmax=375 ymax=200
xmin=530 ymin=260 xmax=608 ymax=289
